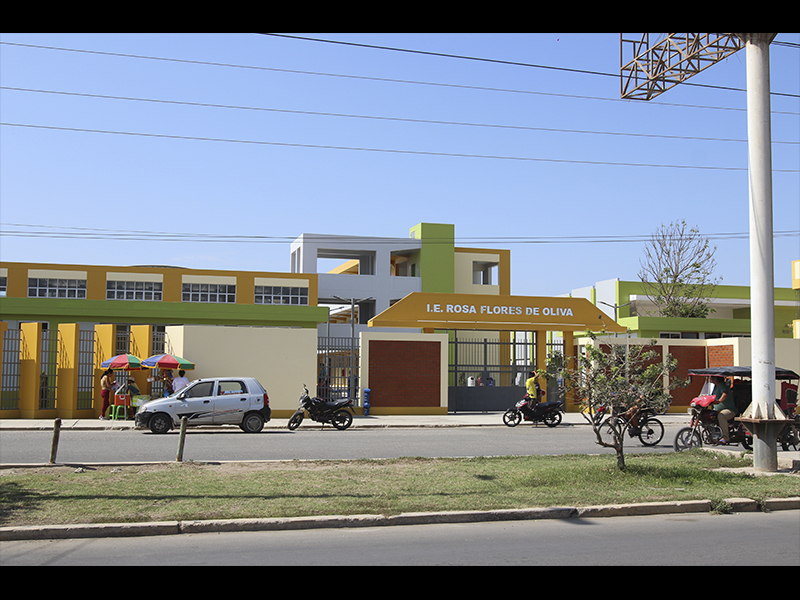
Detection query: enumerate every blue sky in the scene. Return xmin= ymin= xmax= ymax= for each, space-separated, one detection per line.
xmin=1 ymin=33 xmax=798 ymax=297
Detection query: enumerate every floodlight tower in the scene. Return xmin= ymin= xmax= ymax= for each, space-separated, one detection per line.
xmin=621 ymin=33 xmax=785 ymax=471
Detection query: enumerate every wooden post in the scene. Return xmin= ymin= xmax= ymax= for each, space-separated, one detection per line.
xmin=49 ymin=418 xmax=62 ymax=464
xmin=176 ymin=417 xmax=188 ymax=462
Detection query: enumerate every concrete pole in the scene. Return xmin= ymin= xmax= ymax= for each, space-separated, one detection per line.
xmin=742 ymin=33 xmax=779 ymax=470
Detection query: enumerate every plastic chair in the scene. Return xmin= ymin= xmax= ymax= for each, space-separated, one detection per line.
xmin=111 ymin=394 xmax=131 ymax=420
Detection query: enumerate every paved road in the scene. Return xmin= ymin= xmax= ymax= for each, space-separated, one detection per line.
xmin=0 ymin=422 xmax=691 ymax=464
xmin=2 ymin=510 xmax=798 ymax=566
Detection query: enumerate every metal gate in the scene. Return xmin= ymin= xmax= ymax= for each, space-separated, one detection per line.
xmin=448 ymin=332 xmax=565 ymax=412
xmin=317 ymin=336 xmax=359 ymax=401
xmin=1 ymin=329 xmax=21 ymax=410
xmin=449 ymin=333 xmax=535 ymax=412
xmin=39 ymin=329 xmax=58 ymax=409
xmin=77 ymin=329 xmax=95 ymax=410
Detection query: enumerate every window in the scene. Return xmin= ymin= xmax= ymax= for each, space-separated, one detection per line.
xmin=254 ymin=286 xmax=308 ymax=305
xmin=218 ymin=380 xmax=246 ymax=395
xmin=182 ymin=283 xmax=236 ymax=303
xmin=28 ymin=278 xmax=87 ymax=299
xmin=183 ymin=381 xmax=215 ymax=398
xmin=106 ymin=280 xmax=162 ymax=301
xmin=473 ymin=261 xmax=498 ymax=285
xmin=0 ymin=276 xmax=6 ymax=297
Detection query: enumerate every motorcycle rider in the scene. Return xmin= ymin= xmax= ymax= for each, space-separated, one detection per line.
xmin=523 ymin=371 xmax=542 ymax=421
xmin=711 ymin=375 xmax=736 ymax=444
xmin=525 ymin=371 xmax=542 ymax=402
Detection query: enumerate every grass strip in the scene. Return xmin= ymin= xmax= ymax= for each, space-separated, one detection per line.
xmin=1 ymin=451 xmax=797 ymax=527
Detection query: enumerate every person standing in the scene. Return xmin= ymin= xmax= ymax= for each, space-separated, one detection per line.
xmin=99 ymin=369 xmax=116 ymax=420
xmin=159 ymin=370 xmax=174 ymax=397
xmin=172 ymin=370 xmax=190 ymax=392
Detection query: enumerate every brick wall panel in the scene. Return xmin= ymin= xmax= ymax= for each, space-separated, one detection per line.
xmin=669 ymin=344 xmax=707 ymax=407
xmin=368 ymin=341 xmax=440 ymax=408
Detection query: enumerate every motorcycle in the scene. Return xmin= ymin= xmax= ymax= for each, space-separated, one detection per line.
xmin=287 ymin=384 xmax=354 ymax=431
xmin=503 ymin=391 xmax=563 ymax=427
xmin=673 ymin=394 xmax=752 ymax=451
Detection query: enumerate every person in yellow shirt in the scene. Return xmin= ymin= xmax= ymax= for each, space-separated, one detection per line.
xmin=525 ymin=371 xmax=542 ymax=402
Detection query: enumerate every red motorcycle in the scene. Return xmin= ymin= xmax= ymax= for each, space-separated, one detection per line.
xmin=673 ymin=395 xmax=752 ymax=451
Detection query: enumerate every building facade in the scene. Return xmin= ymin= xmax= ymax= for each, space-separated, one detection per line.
xmin=1 ymin=225 xmax=796 ymax=418
xmin=569 ymin=277 xmax=799 ymax=341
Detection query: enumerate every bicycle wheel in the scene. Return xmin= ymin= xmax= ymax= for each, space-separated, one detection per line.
xmin=674 ymin=427 xmax=702 ymax=451
xmin=638 ymin=418 xmax=664 ymax=446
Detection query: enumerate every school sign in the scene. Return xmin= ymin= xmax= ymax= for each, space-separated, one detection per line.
xmin=369 ymin=292 xmax=625 ymax=333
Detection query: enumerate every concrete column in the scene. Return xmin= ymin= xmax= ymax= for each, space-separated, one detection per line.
xmin=741 ymin=33 xmax=779 ymax=471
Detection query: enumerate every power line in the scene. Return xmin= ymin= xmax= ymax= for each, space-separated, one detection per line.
xmin=259 ymin=33 xmax=800 ymax=99
xmin=6 ymin=86 xmax=797 ymax=145
xmin=8 ymin=121 xmax=800 ymax=172
xmin=2 ymin=222 xmax=797 ymax=245
xmin=2 ymin=41 xmax=797 ymax=115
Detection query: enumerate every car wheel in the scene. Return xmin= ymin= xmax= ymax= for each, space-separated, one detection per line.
xmin=149 ymin=413 xmax=172 ymax=434
xmin=241 ymin=412 xmax=265 ymax=433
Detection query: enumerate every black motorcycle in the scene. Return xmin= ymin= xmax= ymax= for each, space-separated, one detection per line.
xmin=287 ymin=384 xmax=354 ymax=430
xmin=503 ymin=393 xmax=563 ymax=427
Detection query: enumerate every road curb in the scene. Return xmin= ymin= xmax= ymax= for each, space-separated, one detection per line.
xmin=2 ymin=498 xmax=798 ymax=542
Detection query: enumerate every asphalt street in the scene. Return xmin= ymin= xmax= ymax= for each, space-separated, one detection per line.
xmin=1 ymin=413 xmax=693 ymax=464
xmin=2 ymin=510 xmax=798 ymax=566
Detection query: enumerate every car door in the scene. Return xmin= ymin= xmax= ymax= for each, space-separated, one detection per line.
xmin=176 ymin=380 xmax=217 ymax=425
xmin=212 ymin=379 xmax=251 ymax=424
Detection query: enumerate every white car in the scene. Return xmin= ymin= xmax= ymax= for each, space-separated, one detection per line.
xmin=135 ymin=377 xmax=271 ymax=434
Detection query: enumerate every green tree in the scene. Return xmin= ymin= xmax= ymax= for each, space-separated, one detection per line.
xmin=561 ymin=335 xmax=683 ymax=471
xmin=638 ymin=220 xmax=720 ymax=318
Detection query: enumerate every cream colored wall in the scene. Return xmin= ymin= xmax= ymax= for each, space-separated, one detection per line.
xmin=166 ymin=325 xmax=318 ymax=414
xmin=588 ymin=336 xmax=800 ymax=374
xmin=708 ymin=337 xmax=800 ymax=373
xmin=454 ymin=251 xmax=501 ymax=295
xmin=359 ymin=330 xmax=450 ymax=409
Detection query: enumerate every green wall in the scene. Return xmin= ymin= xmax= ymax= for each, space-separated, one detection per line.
xmin=409 ymin=223 xmax=455 ymax=294
xmin=0 ymin=297 xmax=328 ymax=329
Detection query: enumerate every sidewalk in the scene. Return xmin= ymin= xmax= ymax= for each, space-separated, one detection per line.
xmin=0 ymin=410 xmax=688 ymax=430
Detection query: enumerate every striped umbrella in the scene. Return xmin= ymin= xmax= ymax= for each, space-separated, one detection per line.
xmin=142 ymin=353 xmax=196 ymax=370
xmin=101 ymin=354 xmax=145 ymax=370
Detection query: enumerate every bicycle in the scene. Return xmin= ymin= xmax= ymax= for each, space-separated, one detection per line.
xmin=599 ymin=407 xmax=664 ymax=446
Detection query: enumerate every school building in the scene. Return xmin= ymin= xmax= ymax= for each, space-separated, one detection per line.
xmin=1 ymin=223 xmax=797 ymax=419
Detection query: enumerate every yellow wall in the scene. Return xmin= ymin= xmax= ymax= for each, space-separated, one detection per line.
xmin=0 ymin=262 xmax=318 ymax=305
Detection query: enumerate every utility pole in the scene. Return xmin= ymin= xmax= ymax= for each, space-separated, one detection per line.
xmin=620 ymin=33 xmax=785 ymax=470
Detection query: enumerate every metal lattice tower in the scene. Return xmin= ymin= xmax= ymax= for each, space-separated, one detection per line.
xmin=620 ymin=33 xmax=747 ymax=100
